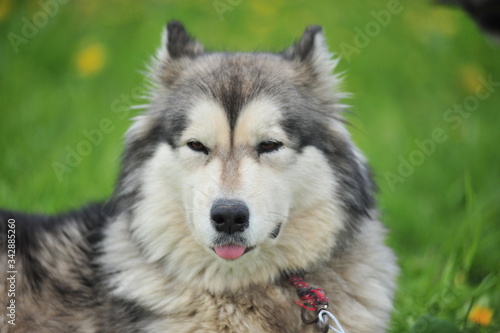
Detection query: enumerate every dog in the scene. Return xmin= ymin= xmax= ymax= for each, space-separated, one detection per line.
xmin=0 ymin=21 xmax=398 ymax=332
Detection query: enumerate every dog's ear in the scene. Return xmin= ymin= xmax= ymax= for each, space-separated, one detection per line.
xmin=283 ymin=25 xmax=325 ymax=61
xmin=283 ymin=25 xmax=342 ymax=103
xmin=161 ymin=20 xmax=204 ymax=59
xmin=151 ymin=21 xmax=204 ymax=88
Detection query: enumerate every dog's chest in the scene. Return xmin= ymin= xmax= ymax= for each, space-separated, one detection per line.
xmin=145 ymin=284 xmax=308 ymax=333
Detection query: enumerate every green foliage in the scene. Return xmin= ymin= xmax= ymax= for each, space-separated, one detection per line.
xmin=0 ymin=0 xmax=498 ymax=331
xmin=411 ymin=315 xmax=460 ymax=333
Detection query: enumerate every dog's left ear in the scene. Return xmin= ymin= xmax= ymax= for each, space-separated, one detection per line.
xmin=283 ymin=25 xmax=326 ymax=61
xmin=283 ymin=26 xmax=341 ymax=102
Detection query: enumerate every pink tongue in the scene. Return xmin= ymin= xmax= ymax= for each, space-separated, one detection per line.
xmin=214 ymin=245 xmax=246 ymax=260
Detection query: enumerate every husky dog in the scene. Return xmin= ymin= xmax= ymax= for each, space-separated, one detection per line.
xmin=0 ymin=21 xmax=398 ymax=332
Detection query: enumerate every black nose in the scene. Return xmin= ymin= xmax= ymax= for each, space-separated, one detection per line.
xmin=210 ymin=200 xmax=250 ymax=234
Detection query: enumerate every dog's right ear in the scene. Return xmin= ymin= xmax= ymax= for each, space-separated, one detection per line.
xmin=162 ymin=20 xmax=204 ymax=59
xmin=151 ymin=21 xmax=204 ymax=88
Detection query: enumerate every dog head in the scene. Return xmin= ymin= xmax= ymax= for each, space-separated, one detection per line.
xmin=115 ymin=21 xmax=375 ymax=291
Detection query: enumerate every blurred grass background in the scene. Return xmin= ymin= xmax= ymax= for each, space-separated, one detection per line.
xmin=0 ymin=0 xmax=499 ymax=331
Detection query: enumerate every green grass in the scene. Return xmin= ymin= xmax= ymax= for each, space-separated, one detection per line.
xmin=1 ymin=0 xmax=499 ymax=331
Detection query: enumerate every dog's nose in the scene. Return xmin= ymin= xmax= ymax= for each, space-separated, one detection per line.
xmin=210 ymin=200 xmax=250 ymax=234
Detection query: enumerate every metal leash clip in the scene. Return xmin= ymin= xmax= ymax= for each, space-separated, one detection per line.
xmin=300 ymin=305 xmax=323 ymax=326
xmin=286 ymin=273 xmax=346 ymax=333
xmin=317 ymin=308 xmax=346 ymax=333
xmin=300 ymin=305 xmax=346 ymax=333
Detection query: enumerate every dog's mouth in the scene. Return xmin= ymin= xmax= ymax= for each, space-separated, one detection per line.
xmin=213 ymin=244 xmax=255 ymax=260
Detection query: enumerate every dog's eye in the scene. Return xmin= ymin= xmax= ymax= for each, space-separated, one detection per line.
xmin=187 ymin=141 xmax=209 ymax=154
xmin=257 ymin=141 xmax=283 ymax=154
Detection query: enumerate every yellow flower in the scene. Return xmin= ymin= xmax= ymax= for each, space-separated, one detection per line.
xmin=468 ymin=305 xmax=493 ymax=326
xmin=0 ymin=0 xmax=12 ymax=22
xmin=250 ymin=0 xmax=283 ymax=16
xmin=459 ymin=65 xmax=486 ymax=95
xmin=75 ymin=43 xmax=106 ymax=77
xmin=429 ymin=7 xmax=458 ymax=37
